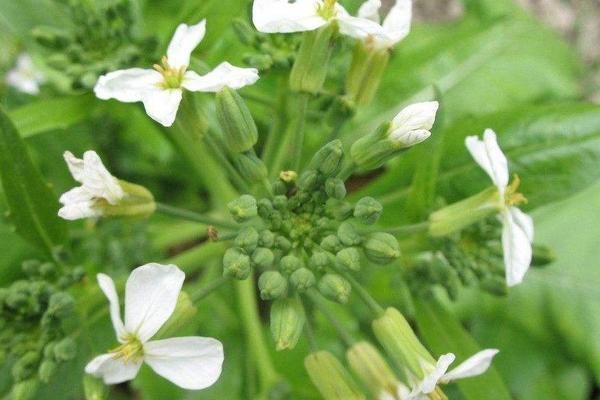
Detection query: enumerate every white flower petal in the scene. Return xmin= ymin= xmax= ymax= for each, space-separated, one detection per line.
xmin=337 ymin=13 xmax=389 ymax=41
xmin=63 ymin=151 xmax=85 ymax=183
xmin=85 ymin=353 xmax=142 ymax=385
xmin=97 ymin=273 xmax=126 ymax=341
xmin=58 ymin=201 xmax=99 ymax=220
xmin=442 ymin=349 xmax=499 ymax=382
xmin=144 ymin=336 xmax=224 ymax=390
xmin=465 ymin=129 xmax=509 ymax=194
xmin=167 ymin=20 xmax=207 ymax=69
xmin=141 ymin=88 xmax=183 ymax=127
xmin=252 ymin=0 xmax=326 ymax=33
xmin=5 ymin=54 xmax=43 ymax=95
xmin=81 ymin=151 xmax=124 ymax=204
xmin=390 ymin=128 xmax=431 ymax=147
xmin=420 ymin=353 xmax=455 ymax=394
xmin=59 ymin=186 xmax=93 ymax=207
xmin=381 ymin=0 xmax=412 ymax=45
xmin=94 ymin=68 xmax=162 ymax=103
xmin=124 ymin=263 xmax=185 ymax=342
xmin=182 ymin=63 xmax=259 ymax=92
xmin=502 ymin=208 xmax=533 ymax=286
xmin=392 ymin=101 xmax=438 ymax=132
xmin=358 ymin=0 xmax=382 ymax=22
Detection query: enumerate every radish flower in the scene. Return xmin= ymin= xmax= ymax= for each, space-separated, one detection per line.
xmin=94 ymin=20 xmax=259 ymax=127
xmin=357 ymin=0 xmax=412 ymax=49
xmin=85 ymin=263 xmax=224 ymax=390
xmin=5 ymin=53 xmax=45 ymax=95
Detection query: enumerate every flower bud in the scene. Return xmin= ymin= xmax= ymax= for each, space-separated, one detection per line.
xmin=304 ymin=351 xmax=365 ymax=400
xmin=310 ymin=251 xmax=334 ymax=271
xmin=289 ymin=24 xmax=336 ymax=93
xmin=46 ymin=292 xmax=75 ymax=319
xmin=346 ymin=342 xmax=399 ymax=397
xmin=53 ymin=337 xmax=76 ymax=361
xmin=234 ymin=152 xmax=268 ymax=183
xmin=336 ymin=248 xmax=361 ymax=271
xmin=325 ymin=178 xmax=346 ymax=199
xmin=270 ymin=297 xmax=305 ymax=351
xmin=337 ymin=222 xmax=361 ymax=246
xmin=273 ymin=195 xmax=288 ymax=210
xmin=275 ymin=236 xmax=292 ymax=252
xmin=308 ymin=140 xmax=344 ymax=177
xmin=346 ymin=42 xmax=390 ymax=106
xmin=353 ymin=197 xmax=383 ymax=225
xmin=258 ymin=271 xmax=288 ymax=300
xmin=21 ymin=260 xmax=41 ymax=277
xmin=280 ymin=255 xmax=303 ymax=275
xmin=531 ymin=244 xmax=556 ymax=267
xmin=235 ymin=226 xmax=260 ymax=252
xmin=216 ymin=87 xmax=258 ymax=153
xmin=11 ymin=378 xmax=39 ymax=400
xmin=290 ymin=268 xmax=316 ymax=292
xmin=318 ymin=274 xmax=351 ymax=304
xmin=259 ymin=229 xmax=275 ymax=248
xmin=279 ymin=170 xmax=298 ymax=183
xmin=232 ymin=18 xmax=259 ymax=46
xmin=228 ymin=195 xmax=258 ymax=222
xmin=327 ymin=199 xmax=354 ymax=221
xmin=223 ymin=247 xmax=252 ymax=279
xmin=252 ymin=247 xmax=275 ymax=269
xmin=480 ymin=275 xmax=508 ymax=296
xmin=298 ymin=170 xmax=319 ymax=191
xmin=12 ymin=351 xmax=39 ymax=382
xmin=83 ymin=375 xmax=108 ymax=400
xmin=38 ymin=360 xmax=57 ymax=383
xmin=362 ymin=232 xmax=400 ymax=265
xmin=320 ymin=234 xmax=342 ymax=253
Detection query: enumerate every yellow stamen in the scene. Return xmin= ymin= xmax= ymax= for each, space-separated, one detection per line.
xmin=317 ymin=0 xmax=337 ymax=20
xmin=109 ymin=334 xmax=144 ymax=364
xmin=153 ymin=55 xmax=186 ymax=89
xmin=505 ymin=174 xmax=528 ymax=206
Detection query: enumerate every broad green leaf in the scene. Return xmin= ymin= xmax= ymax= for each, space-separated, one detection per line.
xmin=414 ymin=297 xmax=512 ymax=400
xmin=8 ymin=95 xmax=95 ymax=138
xmin=0 ymin=106 xmax=66 ymax=256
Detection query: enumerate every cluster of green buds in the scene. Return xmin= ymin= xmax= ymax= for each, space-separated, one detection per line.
xmin=0 ymin=259 xmax=83 ymax=398
xmin=32 ymin=0 xmax=157 ymax=92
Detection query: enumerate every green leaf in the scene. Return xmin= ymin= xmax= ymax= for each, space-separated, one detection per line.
xmin=8 ymin=95 xmax=95 ymax=138
xmin=0 ymin=106 xmax=66 ymax=256
xmin=414 ymin=297 xmax=513 ymax=400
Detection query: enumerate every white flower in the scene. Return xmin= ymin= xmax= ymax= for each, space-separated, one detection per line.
xmin=465 ymin=129 xmax=534 ymax=286
xmin=417 ymin=349 xmax=499 ymax=394
xmin=94 ymin=20 xmax=259 ymax=127
xmin=5 ymin=53 xmax=45 ymax=95
xmin=59 ymin=151 xmax=124 ymax=220
xmin=390 ymin=101 xmax=438 ymax=147
xmin=380 ymin=383 xmax=426 ymax=400
xmin=85 ymin=263 xmax=224 ymax=390
xmin=357 ymin=0 xmax=412 ymax=48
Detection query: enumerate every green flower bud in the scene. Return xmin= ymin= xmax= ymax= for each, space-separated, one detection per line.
xmin=228 ymin=195 xmax=258 ymax=222
xmin=337 ymin=222 xmax=361 ymax=246
xmin=362 ymin=232 xmax=400 ymax=265
xmin=12 ymin=351 xmax=40 ymax=382
xmin=279 ymin=170 xmax=298 ymax=183
xmin=235 ymin=226 xmax=260 ymax=252
xmin=232 ymin=18 xmax=259 ymax=46
xmin=21 ymin=260 xmax=41 ymax=277
xmin=275 ymin=236 xmax=292 ymax=252
xmin=223 ymin=247 xmax=252 ymax=280
xmin=252 ymin=247 xmax=275 ymax=269
xmin=480 ymin=275 xmax=508 ymax=296
xmin=270 ymin=298 xmax=305 ymax=351
xmin=298 ymin=170 xmax=319 ymax=191
xmin=290 ymin=268 xmax=316 ymax=292
xmin=53 ymin=337 xmax=76 ymax=361
xmin=46 ymin=292 xmax=75 ymax=319
xmin=345 ymin=42 xmax=390 ymax=106
xmin=531 ymin=244 xmax=556 ymax=267
xmin=327 ymin=199 xmax=354 ymax=220
xmin=258 ymin=199 xmax=274 ymax=219
xmin=38 ymin=360 xmax=57 ymax=383
xmin=308 ymin=140 xmax=344 ymax=177
xmin=272 ymin=179 xmax=287 ymax=195
xmin=336 ymin=248 xmax=361 ymax=271
xmin=289 ymin=24 xmax=336 ymax=93
xmin=310 ymin=251 xmax=334 ymax=271
xmin=304 ymin=351 xmax=365 ymax=400
xmin=346 ymin=342 xmax=399 ymax=397
xmin=273 ymin=195 xmax=288 ymax=210
xmin=39 ymin=262 xmax=57 ymax=279
xmin=259 ymin=229 xmax=276 ymax=248
xmin=43 ymin=342 xmax=56 ymax=360
xmin=234 ymin=152 xmax=268 ymax=183
xmin=31 ymin=26 xmax=69 ymax=49
xmin=216 ymin=87 xmax=258 ymax=153
xmin=12 ymin=378 xmax=40 ymax=400
xmin=259 ymin=271 xmax=288 ymax=300
xmin=279 ymin=255 xmax=303 ymax=275
xmin=353 ymin=197 xmax=383 ymax=225
xmin=320 ymin=235 xmax=342 ymax=253
xmin=325 ymin=178 xmax=346 ymax=199
xmin=318 ymin=274 xmax=351 ymax=304
xmin=84 ymin=375 xmax=108 ymax=400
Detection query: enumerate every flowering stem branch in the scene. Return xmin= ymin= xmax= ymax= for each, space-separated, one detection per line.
xmin=204 ymin=132 xmax=251 ymax=193
xmin=262 ymin=75 xmax=288 ymax=169
xmin=291 ymin=93 xmax=310 ymax=172
xmin=190 ymin=276 xmax=230 ymax=302
xmin=155 ymin=202 xmax=238 ymax=230
xmin=333 ymin=267 xmax=384 ymax=317
xmin=306 ymin=289 xmax=355 ymax=347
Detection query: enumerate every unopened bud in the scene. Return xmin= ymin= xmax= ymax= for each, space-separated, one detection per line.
xmin=223 ymin=247 xmax=252 ymax=279
xmin=298 ymin=170 xmax=319 ymax=191
xmin=354 ymin=197 xmax=382 ymax=225
xmin=232 ymin=18 xmax=259 ymax=46
xmin=304 ymin=351 xmax=365 ymax=400
xmin=325 ymin=178 xmax=346 ymax=199
xmin=336 ymin=248 xmax=361 ymax=271
xmin=280 ymin=255 xmax=303 ymax=275
xmin=228 ymin=195 xmax=257 ymax=222
xmin=337 ymin=222 xmax=361 ymax=246
xmin=320 ymin=234 xmax=342 ymax=253
xmin=259 ymin=229 xmax=275 ymax=248
xmin=480 ymin=275 xmax=508 ymax=296
xmin=258 ymin=199 xmax=274 ymax=219
xmin=318 ymin=274 xmax=351 ymax=303
xmin=235 ymin=226 xmax=260 ymax=252
xmin=310 ymin=251 xmax=333 ymax=271
xmin=280 ymin=170 xmax=298 ymax=183
xmin=290 ymin=24 xmax=336 ymax=93
xmin=216 ymin=87 xmax=258 ymax=153
xmin=290 ymin=268 xmax=316 ymax=292
xmin=531 ymin=244 xmax=556 ymax=267
xmin=234 ymin=152 xmax=267 ymax=182
xmin=346 ymin=342 xmax=399 ymax=397
xmin=327 ymin=199 xmax=354 ymax=220
xmin=259 ymin=271 xmax=288 ymax=300
xmin=362 ymin=232 xmax=400 ymax=264
xmin=12 ymin=378 xmax=40 ymax=400
xmin=308 ymin=140 xmax=344 ymax=177
xmin=275 ymin=236 xmax=292 ymax=252
xmin=38 ymin=360 xmax=57 ymax=383
xmin=53 ymin=337 xmax=76 ymax=361
xmin=46 ymin=292 xmax=75 ymax=319
xmin=270 ymin=297 xmax=305 ymax=351
xmin=252 ymin=247 xmax=275 ymax=269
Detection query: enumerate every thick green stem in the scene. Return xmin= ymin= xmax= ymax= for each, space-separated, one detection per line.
xmin=306 ymin=289 xmax=355 ymax=347
xmin=191 ymin=276 xmax=230 ymax=302
xmin=236 ymin=277 xmax=280 ymax=391
xmin=155 ymin=202 xmax=238 ymax=230
xmin=163 ymin=241 xmax=227 ymax=274
xmin=334 ymin=268 xmax=384 ymax=317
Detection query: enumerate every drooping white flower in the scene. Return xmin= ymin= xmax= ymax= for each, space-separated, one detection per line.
xmin=59 ymin=151 xmax=124 ymax=220
xmin=389 ymin=101 xmax=438 ymax=148
xmin=416 ymin=349 xmax=499 ymax=394
xmin=85 ymin=263 xmax=224 ymax=390
xmin=357 ymin=0 xmax=412 ymax=48
xmin=5 ymin=53 xmax=45 ymax=95
xmin=465 ymin=129 xmax=534 ymax=286
xmin=94 ymin=20 xmax=259 ymax=127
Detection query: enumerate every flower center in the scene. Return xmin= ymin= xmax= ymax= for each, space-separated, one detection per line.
xmin=316 ymin=0 xmax=337 ymax=20
xmin=110 ymin=334 xmax=144 ymax=363
xmin=504 ymin=174 xmax=527 ymax=207
xmin=154 ymin=56 xmax=186 ymax=89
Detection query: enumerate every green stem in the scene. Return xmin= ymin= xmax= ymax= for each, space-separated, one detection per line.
xmin=334 ymin=268 xmax=384 ymax=317
xmin=262 ymin=75 xmax=288 ymax=169
xmin=306 ymin=289 xmax=355 ymax=347
xmin=163 ymin=241 xmax=227 ymax=274
xmin=155 ymin=202 xmax=238 ymax=230
xmin=291 ymin=93 xmax=309 ymax=172
xmin=190 ymin=276 xmax=230 ymax=302
xmin=383 ymin=221 xmax=430 ymax=235
xmin=236 ymin=277 xmax=280 ymax=391
xmin=204 ymin=132 xmax=251 ymax=193
xmin=299 ymin=295 xmax=318 ymax=352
